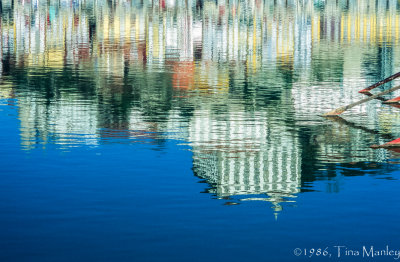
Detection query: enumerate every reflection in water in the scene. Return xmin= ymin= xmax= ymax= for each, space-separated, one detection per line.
xmin=189 ymin=102 xmax=301 ymax=214
xmin=1 ymin=0 xmax=400 ymax=214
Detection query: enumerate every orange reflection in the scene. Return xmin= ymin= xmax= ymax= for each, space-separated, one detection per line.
xmin=171 ymin=61 xmax=195 ymax=90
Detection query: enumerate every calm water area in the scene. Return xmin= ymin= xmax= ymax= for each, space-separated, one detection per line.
xmin=1 ymin=0 xmax=400 ymax=261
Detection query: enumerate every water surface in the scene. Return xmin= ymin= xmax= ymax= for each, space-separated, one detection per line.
xmin=1 ymin=0 xmax=400 ymax=261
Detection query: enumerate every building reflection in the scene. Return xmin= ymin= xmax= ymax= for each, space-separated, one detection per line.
xmin=1 ymin=0 xmax=400 ymax=213
xmin=188 ymin=100 xmax=301 ymax=214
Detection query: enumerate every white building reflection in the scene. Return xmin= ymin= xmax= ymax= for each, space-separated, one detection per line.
xmin=188 ymin=101 xmax=301 ymax=213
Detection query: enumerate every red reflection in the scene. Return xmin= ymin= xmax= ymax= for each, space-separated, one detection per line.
xmin=171 ymin=61 xmax=195 ymax=90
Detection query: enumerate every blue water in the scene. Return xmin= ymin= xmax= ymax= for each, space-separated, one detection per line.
xmin=1 ymin=0 xmax=400 ymax=261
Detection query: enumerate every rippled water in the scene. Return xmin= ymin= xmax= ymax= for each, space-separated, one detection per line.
xmin=1 ymin=0 xmax=400 ymax=261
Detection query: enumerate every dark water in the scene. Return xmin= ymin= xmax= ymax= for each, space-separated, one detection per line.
xmin=1 ymin=0 xmax=400 ymax=261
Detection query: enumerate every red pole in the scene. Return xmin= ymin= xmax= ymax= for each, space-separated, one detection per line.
xmin=371 ymin=138 xmax=400 ymax=149
xmin=383 ymin=96 xmax=400 ymax=104
xmin=359 ymin=71 xmax=400 ymax=93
